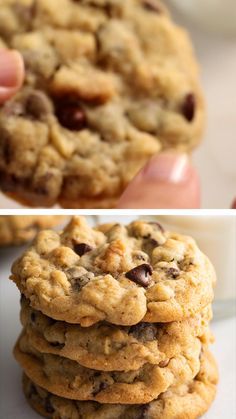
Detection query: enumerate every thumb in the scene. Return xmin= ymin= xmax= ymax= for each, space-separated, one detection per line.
xmin=0 ymin=49 xmax=24 ymax=104
xmin=117 ymin=152 xmax=200 ymax=209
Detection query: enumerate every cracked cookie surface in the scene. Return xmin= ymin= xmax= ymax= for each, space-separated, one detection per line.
xmin=22 ymin=349 xmax=218 ymax=419
xmin=0 ymin=215 xmax=65 ymax=246
xmin=11 ymin=217 xmax=216 ymax=326
xmin=14 ymin=329 xmax=202 ymax=404
xmin=0 ymin=0 xmax=204 ymax=208
xmin=20 ymin=296 xmax=212 ymax=371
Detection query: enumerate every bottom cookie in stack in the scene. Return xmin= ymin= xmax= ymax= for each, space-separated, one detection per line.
xmin=22 ymin=348 xmax=218 ymax=419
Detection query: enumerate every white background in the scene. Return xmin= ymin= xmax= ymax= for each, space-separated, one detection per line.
xmin=0 ymin=215 xmax=235 ymax=418
xmin=0 ymin=3 xmax=235 ymax=209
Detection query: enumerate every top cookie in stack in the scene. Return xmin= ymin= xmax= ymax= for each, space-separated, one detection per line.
xmin=12 ymin=217 xmax=215 ymax=327
xmin=11 ymin=217 xmax=218 ymax=418
xmin=11 ymin=216 xmax=215 ymax=326
xmin=0 ymin=0 xmax=204 ymax=208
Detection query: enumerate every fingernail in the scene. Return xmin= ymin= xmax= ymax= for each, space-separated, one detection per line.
xmin=0 ymin=49 xmax=24 ymax=88
xmin=141 ymin=153 xmax=190 ymax=184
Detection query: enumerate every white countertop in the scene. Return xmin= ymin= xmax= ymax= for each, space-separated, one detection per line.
xmin=0 ymin=244 xmax=235 ymax=418
xmin=0 ymin=4 xmax=235 ymax=209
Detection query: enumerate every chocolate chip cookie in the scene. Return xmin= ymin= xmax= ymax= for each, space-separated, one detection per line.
xmin=0 ymin=215 xmax=65 ymax=246
xmin=0 ymin=0 xmax=204 ymax=208
xmin=11 ymin=217 xmax=216 ymax=326
xmin=20 ymin=296 xmax=212 ymax=371
xmin=14 ymin=329 xmax=202 ymax=404
xmin=22 ymin=349 xmax=218 ymax=419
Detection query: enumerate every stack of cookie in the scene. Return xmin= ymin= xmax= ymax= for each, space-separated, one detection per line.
xmin=11 ymin=217 xmax=218 ymax=418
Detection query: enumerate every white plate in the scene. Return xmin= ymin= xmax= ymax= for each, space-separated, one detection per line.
xmin=0 ymin=4 xmax=235 ymax=209
xmin=0 ymin=242 xmax=235 ymax=418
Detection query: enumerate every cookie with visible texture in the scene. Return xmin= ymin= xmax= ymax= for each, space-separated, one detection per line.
xmin=0 ymin=0 xmax=204 ymax=208
xmin=20 ymin=296 xmax=212 ymax=371
xmin=14 ymin=329 xmax=202 ymax=404
xmin=22 ymin=349 xmax=218 ymax=418
xmin=11 ymin=217 xmax=216 ymax=326
xmin=0 ymin=215 xmax=65 ymax=246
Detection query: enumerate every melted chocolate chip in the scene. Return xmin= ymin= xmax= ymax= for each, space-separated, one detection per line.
xmin=149 ymin=238 xmax=159 ymax=246
xmin=148 ymin=222 xmax=165 ymax=233
xmin=167 ymin=267 xmax=180 ymax=279
xmin=0 ymin=172 xmax=22 ymax=192
xmin=129 ymin=323 xmax=156 ymax=342
xmin=137 ymin=404 xmax=149 ymax=419
xmin=28 ymin=383 xmax=37 ymax=398
xmin=30 ymin=312 xmax=36 ymax=323
xmin=73 ymin=243 xmax=93 ymax=256
xmin=142 ymin=0 xmax=162 ymax=13
xmin=159 ymin=359 xmax=169 ymax=368
xmin=142 ymin=237 xmax=159 ymax=255
xmin=182 ymin=93 xmax=196 ymax=122
xmin=67 ymin=267 xmax=93 ymax=291
xmin=50 ymin=342 xmax=65 ymax=349
xmin=133 ymin=252 xmax=148 ymax=262
xmin=125 ymin=264 xmax=153 ymax=287
xmin=44 ymin=396 xmax=55 ymax=414
xmin=55 ymin=98 xmax=87 ymax=131
xmin=92 ymin=381 xmax=109 ymax=396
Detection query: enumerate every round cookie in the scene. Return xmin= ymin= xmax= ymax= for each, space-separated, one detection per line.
xmin=20 ymin=296 xmax=212 ymax=371
xmin=0 ymin=0 xmax=204 ymax=208
xmin=11 ymin=217 xmax=216 ymax=326
xmin=0 ymin=215 xmax=65 ymax=246
xmin=14 ymin=329 xmax=202 ymax=404
xmin=22 ymin=349 xmax=218 ymax=419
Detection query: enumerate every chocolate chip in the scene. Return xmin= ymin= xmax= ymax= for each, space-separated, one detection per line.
xmin=142 ymin=0 xmax=162 ymax=13
xmin=129 ymin=323 xmax=157 ymax=342
xmin=142 ymin=237 xmax=159 ymax=255
xmin=149 ymin=238 xmax=159 ymax=247
xmin=167 ymin=267 xmax=180 ymax=279
xmin=30 ymin=312 xmax=36 ymax=323
xmin=50 ymin=342 xmax=65 ymax=349
xmin=25 ymin=91 xmax=52 ymax=119
xmin=148 ymin=222 xmax=165 ymax=233
xmin=159 ymin=359 xmax=169 ymax=368
xmin=132 ymin=250 xmax=149 ymax=262
xmin=137 ymin=404 xmax=149 ymax=419
xmin=28 ymin=383 xmax=37 ymax=398
xmin=55 ymin=98 xmax=87 ymax=131
xmin=45 ymin=396 xmax=55 ymax=414
xmin=182 ymin=93 xmax=196 ymax=122
xmin=92 ymin=381 xmax=109 ymax=396
xmin=67 ymin=267 xmax=93 ymax=291
xmin=73 ymin=243 xmax=93 ymax=256
xmin=125 ymin=264 xmax=153 ymax=287
xmin=0 ymin=172 xmax=21 ymax=192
